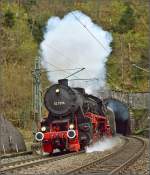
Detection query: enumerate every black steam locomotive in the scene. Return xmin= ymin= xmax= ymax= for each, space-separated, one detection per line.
xmin=35 ymin=79 xmax=116 ymax=153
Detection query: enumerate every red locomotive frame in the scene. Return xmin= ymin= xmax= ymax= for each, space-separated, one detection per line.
xmin=36 ymin=112 xmax=112 ymax=154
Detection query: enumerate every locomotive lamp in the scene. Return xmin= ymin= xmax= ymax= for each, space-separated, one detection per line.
xmin=67 ymin=129 xmax=76 ymax=139
xmin=35 ymin=132 xmax=44 ymax=142
xmin=69 ymin=124 xmax=74 ymax=129
xmin=41 ymin=126 xmax=46 ymax=132
xmin=55 ymin=88 xmax=60 ymax=93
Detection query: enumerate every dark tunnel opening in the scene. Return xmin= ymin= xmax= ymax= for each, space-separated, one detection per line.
xmin=104 ymin=98 xmax=131 ymax=136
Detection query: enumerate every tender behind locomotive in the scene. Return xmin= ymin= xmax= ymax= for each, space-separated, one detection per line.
xmin=35 ymin=79 xmax=116 ymax=154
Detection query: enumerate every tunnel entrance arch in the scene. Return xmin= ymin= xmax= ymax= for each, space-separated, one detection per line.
xmin=103 ymin=98 xmax=131 ymax=136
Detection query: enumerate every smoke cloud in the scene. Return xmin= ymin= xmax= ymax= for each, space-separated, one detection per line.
xmin=40 ymin=10 xmax=112 ymax=92
xmin=86 ymin=136 xmax=121 ymax=153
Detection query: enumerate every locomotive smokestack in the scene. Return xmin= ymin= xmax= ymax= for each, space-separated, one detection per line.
xmin=58 ymin=79 xmax=68 ymax=86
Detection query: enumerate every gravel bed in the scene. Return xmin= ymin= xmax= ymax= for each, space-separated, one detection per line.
xmin=119 ymin=138 xmax=150 ymax=175
xmin=12 ymin=136 xmax=124 ymax=175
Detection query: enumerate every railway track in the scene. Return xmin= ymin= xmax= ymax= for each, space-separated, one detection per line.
xmin=63 ymin=136 xmax=146 ymax=175
xmin=0 ymin=136 xmax=145 ymax=175
xmin=0 ymin=150 xmax=84 ymax=173
xmin=0 ymin=151 xmax=33 ymax=159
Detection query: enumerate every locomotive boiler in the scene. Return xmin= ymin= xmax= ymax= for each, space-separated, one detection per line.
xmin=35 ymin=79 xmax=116 ymax=154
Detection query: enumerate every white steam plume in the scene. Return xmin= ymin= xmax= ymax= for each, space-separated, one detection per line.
xmin=40 ymin=10 xmax=112 ymax=92
xmin=86 ymin=136 xmax=121 ymax=153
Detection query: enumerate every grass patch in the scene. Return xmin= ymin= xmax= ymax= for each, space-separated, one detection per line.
xmin=18 ymin=128 xmax=34 ymax=151
xmin=18 ymin=128 xmax=33 ymax=142
xmin=131 ymin=109 xmax=148 ymax=120
xmin=134 ymin=128 xmax=149 ymax=137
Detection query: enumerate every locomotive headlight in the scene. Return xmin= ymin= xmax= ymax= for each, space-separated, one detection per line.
xmin=69 ymin=124 xmax=74 ymax=129
xmin=41 ymin=126 xmax=46 ymax=132
xmin=56 ymin=88 xmax=60 ymax=93
xmin=67 ymin=129 xmax=76 ymax=139
xmin=35 ymin=132 xmax=44 ymax=142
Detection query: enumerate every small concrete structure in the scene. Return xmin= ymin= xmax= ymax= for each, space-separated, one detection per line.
xmin=0 ymin=115 xmax=26 ymax=155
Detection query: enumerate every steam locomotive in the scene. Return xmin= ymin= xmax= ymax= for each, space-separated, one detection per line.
xmin=35 ymin=79 xmax=116 ymax=153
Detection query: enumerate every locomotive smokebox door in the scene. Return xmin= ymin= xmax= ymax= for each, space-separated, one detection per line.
xmin=44 ymin=79 xmax=84 ymax=117
xmin=44 ymin=84 xmax=72 ymax=116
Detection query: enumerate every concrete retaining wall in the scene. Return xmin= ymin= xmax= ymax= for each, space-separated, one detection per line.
xmin=0 ymin=115 xmax=26 ymax=155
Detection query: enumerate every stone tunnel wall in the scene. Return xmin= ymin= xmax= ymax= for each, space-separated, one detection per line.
xmin=98 ymin=90 xmax=150 ymax=109
xmin=98 ymin=90 xmax=150 ymax=133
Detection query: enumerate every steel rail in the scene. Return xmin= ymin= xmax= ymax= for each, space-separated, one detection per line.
xmin=0 ymin=151 xmax=84 ymax=173
xmin=109 ymin=136 xmax=146 ymax=175
xmin=64 ymin=136 xmax=129 ymax=175
xmin=0 ymin=151 xmax=33 ymax=159
xmin=63 ymin=136 xmax=146 ymax=175
xmin=0 ymin=155 xmax=42 ymax=169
